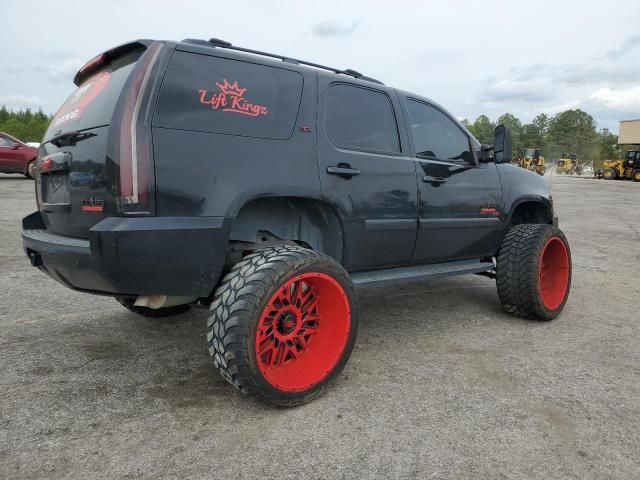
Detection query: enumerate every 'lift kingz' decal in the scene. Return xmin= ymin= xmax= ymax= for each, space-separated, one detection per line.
xmin=198 ymin=79 xmax=269 ymax=117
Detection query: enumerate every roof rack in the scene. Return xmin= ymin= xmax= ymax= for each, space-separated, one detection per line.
xmin=180 ymin=38 xmax=384 ymax=85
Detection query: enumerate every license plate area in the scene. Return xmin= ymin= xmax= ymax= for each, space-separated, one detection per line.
xmin=42 ymin=172 xmax=70 ymax=204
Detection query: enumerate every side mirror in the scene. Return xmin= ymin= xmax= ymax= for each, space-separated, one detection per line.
xmin=10 ymin=143 xmax=20 ymax=150
xmin=479 ymin=144 xmax=493 ymax=163
xmin=493 ymin=125 xmax=512 ymax=163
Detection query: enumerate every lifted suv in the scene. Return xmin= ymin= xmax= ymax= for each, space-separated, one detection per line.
xmin=23 ymin=38 xmax=571 ymax=406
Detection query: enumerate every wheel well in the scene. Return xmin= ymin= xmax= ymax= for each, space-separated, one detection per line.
xmin=508 ymin=201 xmax=553 ymax=226
xmin=229 ymin=197 xmax=344 ymax=262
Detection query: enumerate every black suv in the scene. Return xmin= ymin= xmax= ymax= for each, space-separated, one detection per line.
xmin=22 ymin=38 xmax=572 ymax=406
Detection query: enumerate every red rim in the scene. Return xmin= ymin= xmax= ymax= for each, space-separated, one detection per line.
xmin=255 ymin=272 xmax=350 ymax=392
xmin=538 ymin=236 xmax=570 ymax=311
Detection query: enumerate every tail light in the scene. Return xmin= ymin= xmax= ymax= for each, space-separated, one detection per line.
xmin=115 ymin=42 xmax=163 ymax=214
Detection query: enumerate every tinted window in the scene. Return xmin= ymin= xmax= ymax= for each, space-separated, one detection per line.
xmin=44 ymin=49 xmax=143 ymax=140
xmin=326 ymin=84 xmax=400 ymax=153
xmin=154 ymin=52 xmax=303 ymax=140
xmin=406 ymin=100 xmax=473 ymax=163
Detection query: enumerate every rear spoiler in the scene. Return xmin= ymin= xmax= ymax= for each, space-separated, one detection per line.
xmin=73 ymin=39 xmax=154 ymax=86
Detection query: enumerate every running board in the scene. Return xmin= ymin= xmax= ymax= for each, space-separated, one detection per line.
xmin=351 ymin=259 xmax=494 ymax=286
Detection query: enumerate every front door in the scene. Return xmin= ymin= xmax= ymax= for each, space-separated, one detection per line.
xmin=0 ymin=135 xmax=23 ymax=172
xmin=401 ymin=98 xmax=504 ymax=263
xmin=316 ymin=80 xmax=418 ymax=270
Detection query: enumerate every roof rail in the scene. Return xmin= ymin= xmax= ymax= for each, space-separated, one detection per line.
xmin=180 ymin=38 xmax=384 ymax=85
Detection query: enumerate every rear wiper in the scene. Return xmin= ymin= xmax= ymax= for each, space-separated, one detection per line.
xmin=46 ymin=130 xmax=97 ymax=148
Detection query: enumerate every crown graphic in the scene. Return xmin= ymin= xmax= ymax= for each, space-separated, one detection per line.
xmin=215 ymin=79 xmax=246 ymax=97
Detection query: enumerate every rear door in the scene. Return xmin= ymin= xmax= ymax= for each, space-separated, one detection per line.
xmin=36 ymin=43 xmax=163 ymax=238
xmin=316 ymin=79 xmax=418 ymax=270
xmin=401 ymin=98 xmax=504 ymax=263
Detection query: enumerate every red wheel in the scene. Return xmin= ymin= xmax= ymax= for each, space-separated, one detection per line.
xmin=207 ymin=245 xmax=358 ymax=406
xmin=497 ymin=224 xmax=572 ymax=320
xmin=255 ymin=272 xmax=350 ymax=392
xmin=538 ymin=237 xmax=570 ymax=311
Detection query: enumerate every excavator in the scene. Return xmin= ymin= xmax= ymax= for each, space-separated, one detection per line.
xmin=598 ymin=150 xmax=640 ymax=181
xmin=515 ymin=148 xmax=546 ymax=176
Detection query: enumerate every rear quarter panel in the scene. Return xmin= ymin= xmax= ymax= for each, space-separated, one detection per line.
xmin=151 ymin=50 xmax=321 ymax=217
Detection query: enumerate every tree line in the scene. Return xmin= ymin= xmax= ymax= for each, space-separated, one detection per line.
xmin=461 ymin=109 xmax=621 ymax=169
xmin=0 ymin=106 xmax=53 ymax=143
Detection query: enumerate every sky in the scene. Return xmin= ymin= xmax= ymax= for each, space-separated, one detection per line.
xmin=2 ymin=0 xmax=639 ymax=132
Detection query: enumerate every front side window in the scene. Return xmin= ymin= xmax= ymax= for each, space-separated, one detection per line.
xmin=326 ymin=84 xmax=400 ymax=154
xmin=0 ymin=136 xmax=12 ymax=147
xmin=406 ymin=100 xmax=473 ymax=164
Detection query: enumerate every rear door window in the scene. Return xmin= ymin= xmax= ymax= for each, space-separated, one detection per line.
xmin=325 ymin=84 xmax=400 ymax=154
xmin=45 ymin=49 xmax=144 ymax=140
xmin=153 ymin=52 xmax=303 ymax=140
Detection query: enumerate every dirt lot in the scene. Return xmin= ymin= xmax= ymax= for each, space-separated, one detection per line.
xmin=1 ymin=174 xmax=639 ymax=479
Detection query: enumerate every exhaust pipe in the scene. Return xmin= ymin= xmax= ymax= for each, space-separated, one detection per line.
xmin=133 ymin=295 xmax=196 ymax=309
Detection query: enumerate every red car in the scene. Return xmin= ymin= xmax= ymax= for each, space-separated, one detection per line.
xmin=0 ymin=132 xmax=38 ymax=179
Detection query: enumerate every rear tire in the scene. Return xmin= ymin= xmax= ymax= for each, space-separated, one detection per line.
xmin=207 ymin=245 xmax=358 ymax=406
xmin=497 ymin=224 xmax=571 ymax=321
xmin=633 ymin=170 xmax=640 ymax=182
xmin=116 ymin=297 xmax=190 ymax=317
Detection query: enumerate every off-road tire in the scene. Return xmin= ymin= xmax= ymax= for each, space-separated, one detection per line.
xmin=633 ymin=170 xmax=640 ymax=182
xmin=116 ymin=297 xmax=191 ymax=317
xmin=497 ymin=224 xmax=571 ymax=321
xmin=207 ymin=245 xmax=358 ymax=407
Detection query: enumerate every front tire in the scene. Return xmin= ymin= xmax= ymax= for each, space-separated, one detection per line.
xmin=633 ymin=170 xmax=640 ymax=182
xmin=207 ymin=245 xmax=358 ymax=406
xmin=603 ymin=168 xmax=617 ymax=180
xmin=497 ymin=224 xmax=571 ymax=321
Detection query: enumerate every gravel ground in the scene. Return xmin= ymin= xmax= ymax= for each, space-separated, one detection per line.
xmin=1 ymin=173 xmax=639 ymax=479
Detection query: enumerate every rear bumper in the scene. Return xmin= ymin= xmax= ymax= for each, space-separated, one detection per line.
xmin=22 ymin=211 xmax=231 ymax=297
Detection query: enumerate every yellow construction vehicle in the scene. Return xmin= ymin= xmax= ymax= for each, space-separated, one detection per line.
xmin=555 ymin=153 xmax=582 ymax=175
xmin=518 ymin=148 xmax=546 ymax=176
xmin=597 ymin=150 xmax=640 ymax=180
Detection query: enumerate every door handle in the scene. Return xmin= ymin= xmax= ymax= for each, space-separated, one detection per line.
xmin=422 ymin=175 xmax=447 ymax=183
xmin=327 ymin=166 xmax=360 ymax=177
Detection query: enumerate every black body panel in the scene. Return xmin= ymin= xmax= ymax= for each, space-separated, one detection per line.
xmin=23 ymin=211 xmax=230 ymax=296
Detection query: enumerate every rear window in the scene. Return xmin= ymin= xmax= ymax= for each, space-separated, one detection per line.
xmin=153 ymin=52 xmax=303 ymax=140
xmin=45 ymin=49 xmax=143 ymax=140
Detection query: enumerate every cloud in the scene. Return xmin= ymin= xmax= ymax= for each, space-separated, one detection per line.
xmin=600 ymin=33 xmax=640 ymax=60
xmin=312 ymin=20 xmax=360 ymax=38
xmin=3 ymin=66 xmax=26 ymax=74
xmin=483 ymin=79 xmax=555 ymax=103
xmin=588 ymin=86 xmax=640 ymax=110
xmin=35 ymin=58 xmax=84 ymax=82
xmin=0 ymin=94 xmax=45 ymax=110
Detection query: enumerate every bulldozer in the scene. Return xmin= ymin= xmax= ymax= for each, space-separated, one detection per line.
xmin=597 ymin=150 xmax=640 ymax=181
xmin=555 ymin=153 xmax=582 ymax=175
xmin=515 ymin=148 xmax=546 ymax=176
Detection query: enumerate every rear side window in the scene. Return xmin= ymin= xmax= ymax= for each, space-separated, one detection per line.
xmin=325 ymin=84 xmax=400 ymax=154
xmin=153 ymin=52 xmax=303 ymax=140
xmin=45 ymin=49 xmax=143 ymax=140
xmin=406 ymin=100 xmax=473 ymax=164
